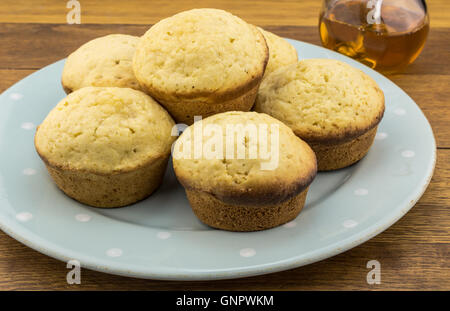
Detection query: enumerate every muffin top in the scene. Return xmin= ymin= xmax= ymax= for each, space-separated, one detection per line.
xmin=133 ymin=9 xmax=268 ymax=102
xmin=255 ymin=59 xmax=385 ymax=143
xmin=35 ymin=87 xmax=175 ymax=174
xmin=62 ymin=34 xmax=141 ymax=93
xmin=173 ymin=111 xmax=317 ymax=205
xmin=257 ymin=27 xmax=298 ymax=77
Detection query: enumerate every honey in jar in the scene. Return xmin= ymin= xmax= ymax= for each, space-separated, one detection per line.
xmin=319 ymin=0 xmax=429 ymax=73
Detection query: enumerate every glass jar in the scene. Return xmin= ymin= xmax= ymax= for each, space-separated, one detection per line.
xmin=319 ymin=0 xmax=429 ymax=73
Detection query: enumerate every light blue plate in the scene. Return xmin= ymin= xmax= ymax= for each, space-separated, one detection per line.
xmin=0 ymin=39 xmax=436 ymax=280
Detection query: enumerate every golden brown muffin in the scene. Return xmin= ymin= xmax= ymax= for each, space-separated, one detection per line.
xmin=35 ymin=87 xmax=175 ymax=207
xmin=257 ymin=27 xmax=298 ymax=78
xmin=62 ymin=34 xmax=142 ymax=93
xmin=255 ymin=59 xmax=385 ymax=171
xmin=172 ymin=111 xmax=317 ymax=231
xmin=133 ymin=9 xmax=269 ymax=125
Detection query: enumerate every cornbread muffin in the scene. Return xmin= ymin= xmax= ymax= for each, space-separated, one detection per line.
xmin=173 ymin=111 xmax=317 ymax=231
xmin=62 ymin=34 xmax=142 ymax=93
xmin=255 ymin=59 xmax=385 ymax=171
xmin=35 ymin=87 xmax=175 ymax=207
xmin=257 ymin=27 xmax=298 ymax=78
xmin=133 ymin=9 xmax=269 ymax=125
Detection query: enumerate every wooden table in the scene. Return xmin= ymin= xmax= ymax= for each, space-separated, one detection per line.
xmin=0 ymin=0 xmax=449 ymax=290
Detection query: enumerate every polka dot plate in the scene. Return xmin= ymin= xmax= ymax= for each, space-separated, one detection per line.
xmin=0 ymin=39 xmax=436 ymax=280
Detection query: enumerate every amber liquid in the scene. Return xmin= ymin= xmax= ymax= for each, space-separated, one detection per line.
xmin=319 ymin=0 xmax=429 ymax=73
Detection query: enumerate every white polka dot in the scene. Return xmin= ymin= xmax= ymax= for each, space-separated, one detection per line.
xmin=16 ymin=212 xmax=33 ymax=222
xmin=156 ymin=231 xmax=171 ymax=240
xmin=106 ymin=248 xmax=122 ymax=257
xmin=375 ymin=132 xmax=388 ymax=140
xmin=401 ymin=150 xmax=415 ymax=158
xmin=240 ymin=248 xmax=256 ymax=258
xmin=343 ymin=219 xmax=358 ymax=228
xmin=10 ymin=93 xmax=23 ymax=100
xmin=393 ymin=108 xmax=406 ymax=115
xmin=22 ymin=168 xmax=36 ymax=176
xmin=75 ymin=214 xmax=91 ymax=222
xmin=283 ymin=221 xmax=297 ymax=228
xmin=354 ymin=188 xmax=369 ymax=196
xmin=21 ymin=122 xmax=35 ymax=130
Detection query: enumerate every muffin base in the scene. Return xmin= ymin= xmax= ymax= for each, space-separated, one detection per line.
xmin=308 ymin=126 xmax=378 ymax=171
xmin=155 ymin=82 xmax=260 ymax=125
xmin=44 ymin=156 xmax=169 ymax=208
xmin=185 ymin=187 xmax=309 ymax=231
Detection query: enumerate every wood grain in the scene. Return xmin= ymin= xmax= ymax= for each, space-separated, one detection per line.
xmin=0 ymin=0 xmax=449 ymax=27
xmin=1 ymin=24 xmax=449 ymax=75
xmin=0 ymin=0 xmax=449 ymax=291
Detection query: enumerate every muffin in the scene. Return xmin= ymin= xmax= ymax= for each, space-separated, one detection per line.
xmin=133 ymin=9 xmax=269 ymax=125
xmin=62 ymin=34 xmax=142 ymax=93
xmin=255 ymin=59 xmax=385 ymax=171
xmin=172 ymin=111 xmax=317 ymax=231
xmin=35 ymin=87 xmax=175 ymax=207
xmin=257 ymin=27 xmax=298 ymax=78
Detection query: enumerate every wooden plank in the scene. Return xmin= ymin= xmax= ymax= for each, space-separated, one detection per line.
xmin=0 ymin=232 xmax=447 ymax=290
xmin=0 ymin=24 xmax=448 ymax=75
xmin=388 ymin=74 xmax=450 ymax=149
xmin=0 ymin=0 xmax=448 ymax=28
xmin=0 ymin=23 xmax=148 ymax=70
xmin=0 ymin=0 xmax=322 ymax=26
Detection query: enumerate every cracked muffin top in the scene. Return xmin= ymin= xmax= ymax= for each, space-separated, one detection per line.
xmin=62 ymin=34 xmax=142 ymax=93
xmin=132 ymin=8 xmax=268 ymax=102
xmin=255 ymin=59 xmax=385 ymax=143
xmin=35 ymin=87 xmax=175 ymax=174
xmin=172 ymin=111 xmax=317 ymax=205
